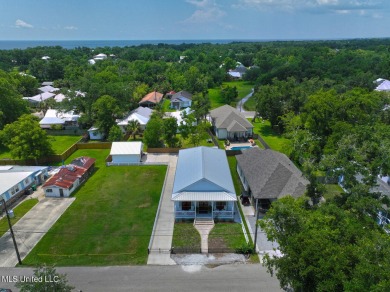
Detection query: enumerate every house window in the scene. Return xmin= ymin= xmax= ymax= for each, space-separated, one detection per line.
xmin=24 ymin=178 xmax=30 ymax=184
xmin=46 ymin=189 xmax=53 ymax=193
xmin=216 ymin=201 xmax=226 ymax=211
xmin=181 ymin=201 xmax=191 ymax=211
xmin=69 ymin=184 xmax=74 ymax=190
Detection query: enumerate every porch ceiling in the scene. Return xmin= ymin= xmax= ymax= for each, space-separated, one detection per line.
xmin=172 ymin=191 xmax=237 ymax=202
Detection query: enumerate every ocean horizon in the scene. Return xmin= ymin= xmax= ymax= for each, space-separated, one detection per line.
xmin=0 ymin=37 xmax=368 ymax=50
xmin=0 ymin=39 xmax=264 ymax=50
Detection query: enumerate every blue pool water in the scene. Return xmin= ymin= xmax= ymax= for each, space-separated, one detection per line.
xmin=230 ymin=146 xmax=252 ymax=150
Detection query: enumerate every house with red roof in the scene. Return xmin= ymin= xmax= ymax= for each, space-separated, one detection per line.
xmin=43 ymin=157 xmax=96 ymax=197
xmin=138 ymin=91 xmax=163 ymax=108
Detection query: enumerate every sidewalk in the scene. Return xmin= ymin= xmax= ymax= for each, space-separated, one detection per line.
xmin=147 ymin=154 xmax=177 ymax=265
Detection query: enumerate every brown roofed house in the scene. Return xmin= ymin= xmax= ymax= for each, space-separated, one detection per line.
xmin=139 ymin=91 xmax=163 ymax=108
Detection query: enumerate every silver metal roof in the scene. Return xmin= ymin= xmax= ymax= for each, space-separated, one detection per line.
xmin=172 ymin=192 xmax=236 ymax=202
xmin=172 ymin=147 xmax=236 ymax=200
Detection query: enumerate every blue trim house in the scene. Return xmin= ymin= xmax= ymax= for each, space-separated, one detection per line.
xmin=172 ymin=147 xmax=237 ymax=221
xmin=0 ymin=165 xmax=48 ymax=206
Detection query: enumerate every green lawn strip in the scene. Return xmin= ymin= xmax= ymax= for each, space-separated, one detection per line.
xmin=250 ymin=119 xmax=292 ymax=155
xmin=172 ymin=223 xmax=201 ymax=250
xmin=208 ymin=81 xmax=254 ymax=109
xmin=0 ymin=144 xmax=12 ymax=159
xmin=0 ymin=198 xmax=39 ymax=237
xmin=47 ymin=135 xmax=82 ymax=154
xmin=178 ymin=134 xmax=215 ymax=148
xmin=208 ymin=223 xmax=246 ymax=250
xmin=323 ymin=184 xmax=344 ymax=201
xmin=227 ymin=156 xmax=259 ymax=262
xmin=243 ymin=95 xmax=256 ymax=111
xmin=162 ymin=99 xmax=176 ymax=112
xmin=22 ymin=149 xmax=167 ymax=266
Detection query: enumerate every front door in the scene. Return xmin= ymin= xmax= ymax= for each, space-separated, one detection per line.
xmin=198 ymin=202 xmax=210 ymax=214
xmin=59 ymin=189 xmax=64 ymax=197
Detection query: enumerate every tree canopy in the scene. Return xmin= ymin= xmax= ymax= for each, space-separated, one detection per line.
xmin=0 ymin=114 xmax=53 ymax=164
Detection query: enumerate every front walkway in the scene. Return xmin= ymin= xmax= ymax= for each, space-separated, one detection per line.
xmin=0 ymin=197 xmax=75 ymax=267
xmin=147 ymin=154 xmax=178 ymax=265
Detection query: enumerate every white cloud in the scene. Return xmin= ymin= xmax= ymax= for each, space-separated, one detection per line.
xmin=64 ymin=26 xmax=78 ymax=30
xmin=15 ymin=19 xmax=33 ymax=29
xmin=184 ymin=0 xmax=226 ymax=23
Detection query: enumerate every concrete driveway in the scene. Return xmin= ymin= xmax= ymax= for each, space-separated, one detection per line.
xmin=0 ymin=197 xmax=75 ymax=267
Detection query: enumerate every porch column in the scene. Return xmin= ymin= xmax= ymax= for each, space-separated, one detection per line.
xmin=211 ymin=202 xmax=214 ymax=219
xmin=195 ymin=201 xmax=197 ymax=219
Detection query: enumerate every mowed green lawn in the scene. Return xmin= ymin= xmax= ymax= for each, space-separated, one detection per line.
xmin=47 ymin=135 xmax=82 ymax=154
xmin=208 ymin=81 xmax=253 ymax=109
xmin=250 ymin=119 xmax=292 ymax=156
xmin=23 ymin=149 xmax=167 ymax=266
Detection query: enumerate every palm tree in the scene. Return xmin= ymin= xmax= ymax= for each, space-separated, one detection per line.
xmin=126 ymin=119 xmax=141 ymax=140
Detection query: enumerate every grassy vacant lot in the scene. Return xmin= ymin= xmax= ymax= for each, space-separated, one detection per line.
xmin=0 ymin=198 xmax=39 ymax=237
xmin=47 ymin=135 xmax=82 ymax=154
xmin=209 ymin=81 xmax=254 ymax=109
xmin=250 ymin=119 xmax=292 ymax=156
xmin=172 ymin=223 xmax=201 ymax=250
xmin=23 ymin=149 xmax=167 ymax=266
xmin=208 ymin=223 xmax=246 ymax=251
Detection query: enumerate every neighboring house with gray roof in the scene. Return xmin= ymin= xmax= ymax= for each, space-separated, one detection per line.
xmin=0 ymin=165 xmax=49 ymax=207
xmin=170 ymin=90 xmax=192 ymax=109
xmin=236 ymin=148 xmax=309 ymax=210
xmin=172 ymin=146 xmax=237 ymax=221
xmin=209 ymin=104 xmax=254 ymax=140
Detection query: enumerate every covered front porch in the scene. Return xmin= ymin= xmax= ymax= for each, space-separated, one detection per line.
xmin=174 ymin=200 xmax=235 ymax=220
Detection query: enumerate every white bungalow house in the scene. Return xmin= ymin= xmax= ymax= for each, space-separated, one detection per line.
xmin=172 ymin=147 xmax=237 ymax=221
xmin=39 ymin=109 xmax=80 ymax=129
xmin=209 ymin=105 xmax=254 ymax=140
xmin=170 ymin=91 xmax=192 ymax=109
xmin=43 ymin=157 xmax=95 ymax=197
xmin=117 ymin=106 xmax=153 ymax=132
xmin=109 ymin=142 xmax=143 ymax=164
xmin=0 ymin=165 xmax=49 ymax=206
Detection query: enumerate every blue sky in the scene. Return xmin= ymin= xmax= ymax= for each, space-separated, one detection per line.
xmin=0 ymin=0 xmax=389 ymax=40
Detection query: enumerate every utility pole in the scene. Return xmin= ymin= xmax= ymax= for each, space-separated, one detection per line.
xmin=253 ymin=199 xmax=259 ymax=253
xmin=0 ymin=198 xmax=22 ymax=265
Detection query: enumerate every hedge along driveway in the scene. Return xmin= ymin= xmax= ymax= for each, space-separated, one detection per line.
xmin=22 ymin=149 xmax=167 ymax=266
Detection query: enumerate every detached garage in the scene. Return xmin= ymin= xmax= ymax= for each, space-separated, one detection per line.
xmin=110 ymin=142 xmax=143 ymax=164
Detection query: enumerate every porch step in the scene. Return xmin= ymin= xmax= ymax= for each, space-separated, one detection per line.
xmin=194 ymin=218 xmax=214 ymax=226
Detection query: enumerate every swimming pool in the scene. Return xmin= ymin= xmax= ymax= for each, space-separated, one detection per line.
xmin=230 ymin=146 xmax=252 ymax=151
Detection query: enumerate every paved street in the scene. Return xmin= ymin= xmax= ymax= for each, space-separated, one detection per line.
xmin=0 ymin=264 xmax=282 ymax=292
xmin=0 ymin=197 xmax=75 ymax=267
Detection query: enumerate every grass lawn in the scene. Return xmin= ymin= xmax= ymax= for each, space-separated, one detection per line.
xmin=0 ymin=144 xmax=12 ymax=159
xmin=22 ymin=149 xmax=167 ymax=266
xmin=323 ymin=184 xmax=344 ymax=201
xmin=208 ymin=223 xmax=247 ymax=251
xmin=250 ymin=119 xmax=292 ymax=156
xmin=243 ymin=95 xmax=256 ymax=111
xmin=162 ymin=99 xmax=176 ymax=112
xmin=178 ymin=134 xmax=215 ymax=148
xmin=208 ymin=81 xmax=254 ymax=109
xmin=172 ymin=223 xmax=201 ymax=250
xmin=0 ymin=198 xmax=39 ymax=237
xmin=47 ymin=135 xmax=82 ymax=154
